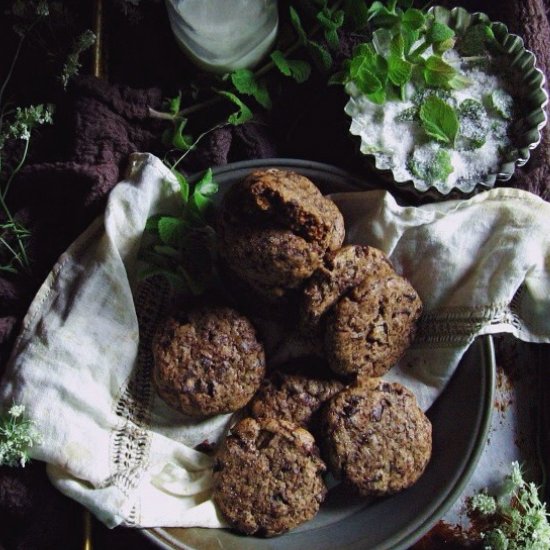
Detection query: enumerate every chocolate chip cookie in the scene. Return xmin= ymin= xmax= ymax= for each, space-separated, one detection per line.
xmin=325 ymin=272 xmax=422 ymax=376
xmin=213 ymin=417 xmax=327 ymax=536
xmin=152 ymin=306 xmax=265 ymax=417
xmin=322 ymin=379 xmax=432 ymax=496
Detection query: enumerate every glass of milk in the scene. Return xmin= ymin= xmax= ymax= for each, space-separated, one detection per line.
xmin=165 ymin=0 xmax=279 ymax=73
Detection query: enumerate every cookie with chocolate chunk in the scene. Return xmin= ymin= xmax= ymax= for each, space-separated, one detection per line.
xmin=152 ymin=305 xmax=265 ymax=417
xmin=218 ymin=169 xmax=345 ymax=301
xmin=325 ymin=272 xmax=422 ymax=377
xmin=213 ymin=417 xmax=327 ymax=536
xmin=322 ymin=379 xmax=432 ymax=496
xmin=301 ymin=245 xmax=394 ymax=329
xmin=249 ymin=370 xmax=344 ymax=427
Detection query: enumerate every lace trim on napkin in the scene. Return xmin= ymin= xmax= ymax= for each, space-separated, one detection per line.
xmin=108 ymin=278 xmax=170 ymax=525
xmin=414 ymin=286 xmax=525 ymax=348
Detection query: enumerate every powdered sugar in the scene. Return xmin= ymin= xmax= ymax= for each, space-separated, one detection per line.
xmin=345 ymin=50 xmax=513 ymax=195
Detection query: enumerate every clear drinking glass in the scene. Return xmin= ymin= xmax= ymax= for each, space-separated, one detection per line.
xmin=165 ymin=0 xmax=279 ymax=73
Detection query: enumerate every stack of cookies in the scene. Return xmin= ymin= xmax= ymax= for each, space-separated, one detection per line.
xmin=151 ymin=169 xmax=431 ymax=537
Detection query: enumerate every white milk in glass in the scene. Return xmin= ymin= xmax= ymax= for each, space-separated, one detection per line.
xmin=165 ymin=0 xmax=278 ymax=73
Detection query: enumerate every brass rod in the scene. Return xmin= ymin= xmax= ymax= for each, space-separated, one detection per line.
xmin=92 ymin=0 xmax=105 ymax=79
xmin=83 ymin=509 xmax=93 ymax=550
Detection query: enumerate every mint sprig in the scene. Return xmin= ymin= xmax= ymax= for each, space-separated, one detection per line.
xmin=344 ymin=0 xmax=500 ymax=109
xmin=139 ymin=168 xmax=220 ymax=295
xmin=419 ymin=95 xmax=459 ymax=145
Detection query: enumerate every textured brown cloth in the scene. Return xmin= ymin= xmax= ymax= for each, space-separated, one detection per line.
xmin=0 ymin=0 xmax=549 ymax=548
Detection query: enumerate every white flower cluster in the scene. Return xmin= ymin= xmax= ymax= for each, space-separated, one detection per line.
xmin=0 ymin=404 xmax=41 ymax=467
xmin=4 ymin=104 xmax=54 ymax=143
xmin=471 ymin=462 xmax=550 ymax=550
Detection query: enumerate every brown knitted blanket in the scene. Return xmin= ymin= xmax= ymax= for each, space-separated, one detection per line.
xmin=0 ymin=0 xmax=549 ymax=548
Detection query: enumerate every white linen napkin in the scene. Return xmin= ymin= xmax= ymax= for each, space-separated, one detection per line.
xmin=0 ymin=152 xmax=549 ymax=529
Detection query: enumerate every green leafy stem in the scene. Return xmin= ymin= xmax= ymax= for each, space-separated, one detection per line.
xmin=148 ymin=0 xmax=354 ymax=168
xmin=341 ymin=0 xmax=500 ymax=105
xmin=139 ymin=168 xmax=221 ymax=295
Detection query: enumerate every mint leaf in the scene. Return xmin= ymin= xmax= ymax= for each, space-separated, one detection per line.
xmin=189 ymin=168 xmax=218 ymax=218
xmin=343 ymin=0 xmax=370 ymax=30
xmin=423 ymin=55 xmax=457 ymax=87
xmin=167 ymin=92 xmax=181 ymax=116
xmin=308 ymin=39 xmax=333 ymax=71
xmin=367 ymin=1 xmax=399 ymax=26
xmin=458 ymin=23 xmax=495 ymax=56
xmin=484 ymin=89 xmax=513 ymax=120
xmin=145 ymin=214 xmax=162 ymax=232
xmin=458 ymin=99 xmax=488 ymax=150
xmin=217 ymin=91 xmax=253 ymax=125
xmin=171 ymin=169 xmax=189 ymax=204
xmin=419 ymin=95 xmax=459 ymax=144
xmin=427 ymin=21 xmax=455 ymax=43
xmin=388 ymin=55 xmax=412 ymax=86
xmin=317 ymin=8 xmax=344 ymax=51
xmin=230 ymin=69 xmax=271 ymax=109
xmin=194 ymin=168 xmax=217 ymax=198
xmin=433 ymin=36 xmax=455 ymax=55
xmin=448 ymin=73 xmax=471 ymax=90
xmin=402 ymin=8 xmax=425 ymax=31
xmin=408 ymin=144 xmax=453 ymax=184
xmin=158 ymin=216 xmax=187 ymax=247
xmin=395 ymin=105 xmax=418 ymax=122
xmin=270 ymin=50 xmax=311 ymax=83
xmin=401 ymin=26 xmax=419 ymax=55
xmin=166 ymin=118 xmax=193 ymax=151
xmin=390 ymin=33 xmax=405 ymax=58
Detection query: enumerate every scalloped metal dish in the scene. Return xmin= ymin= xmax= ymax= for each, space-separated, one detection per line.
xmin=140 ymin=158 xmax=496 ymax=550
xmin=346 ymin=6 xmax=549 ymax=198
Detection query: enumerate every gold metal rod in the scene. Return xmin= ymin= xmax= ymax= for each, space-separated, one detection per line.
xmin=83 ymin=509 xmax=93 ymax=550
xmin=92 ymin=0 xmax=105 ymax=79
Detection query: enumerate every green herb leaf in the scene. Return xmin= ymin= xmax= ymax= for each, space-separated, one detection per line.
xmin=230 ymin=69 xmax=271 ymax=109
xmin=194 ymin=168 xmax=217 ymax=198
xmin=388 ymin=55 xmax=412 ymax=86
xmin=171 ymin=170 xmax=190 ymax=204
xmin=317 ymin=8 xmax=344 ymax=51
xmin=167 ymin=92 xmax=181 ymax=117
xmin=217 ymin=91 xmax=253 ymax=125
xmin=270 ymin=50 xmax=311 ymax=83
xmin=408 ymin=143 xmax=453 ymax=184
xmin=433 ymin=36 xmax=455 ymax=55
xmin=447 ymin=73 xmax=471 ymax=90
xmin=395 ymin=105 xmax=418 ymax=122
xmin=307 ymin=39 xmax=333 ymax=71
xmin=458 ymin=99 xmax=488 ymax=150
xmin=484 ymin=89 xmax=514 ymax=120
xmin=426 ymin=21 xmax=455 ymax=44
xmin=144 ymin=214 xmax=162 ymax=232
xmin=158 ymin=216 xmax=187 ymax=247
xmin=423 ymin=55 xmax=457 ymax=87
xmin=458 ymin=23 xmax=496 ymax=56
xmin=343 ymin=0 xmax=370 ymax=30
xmin=401 ymin=26 xmax=419 ymax=56
xmin=402 ymin=8 xmax=425 ymax=31
xmin=367 ymin=1 xmax=399 ymax=26
xmin=419 ymin=95 xmax=459 ymax=144
xmin=169 ymin=118 xmax=194 ymax=151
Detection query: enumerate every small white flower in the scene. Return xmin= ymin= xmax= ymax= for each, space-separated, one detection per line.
xmin=9 ymin=404 xmax=26 ymax=418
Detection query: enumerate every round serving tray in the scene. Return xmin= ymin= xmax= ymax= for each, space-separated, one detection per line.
xmin=142 ymin=158 xmax=496 ymax=550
